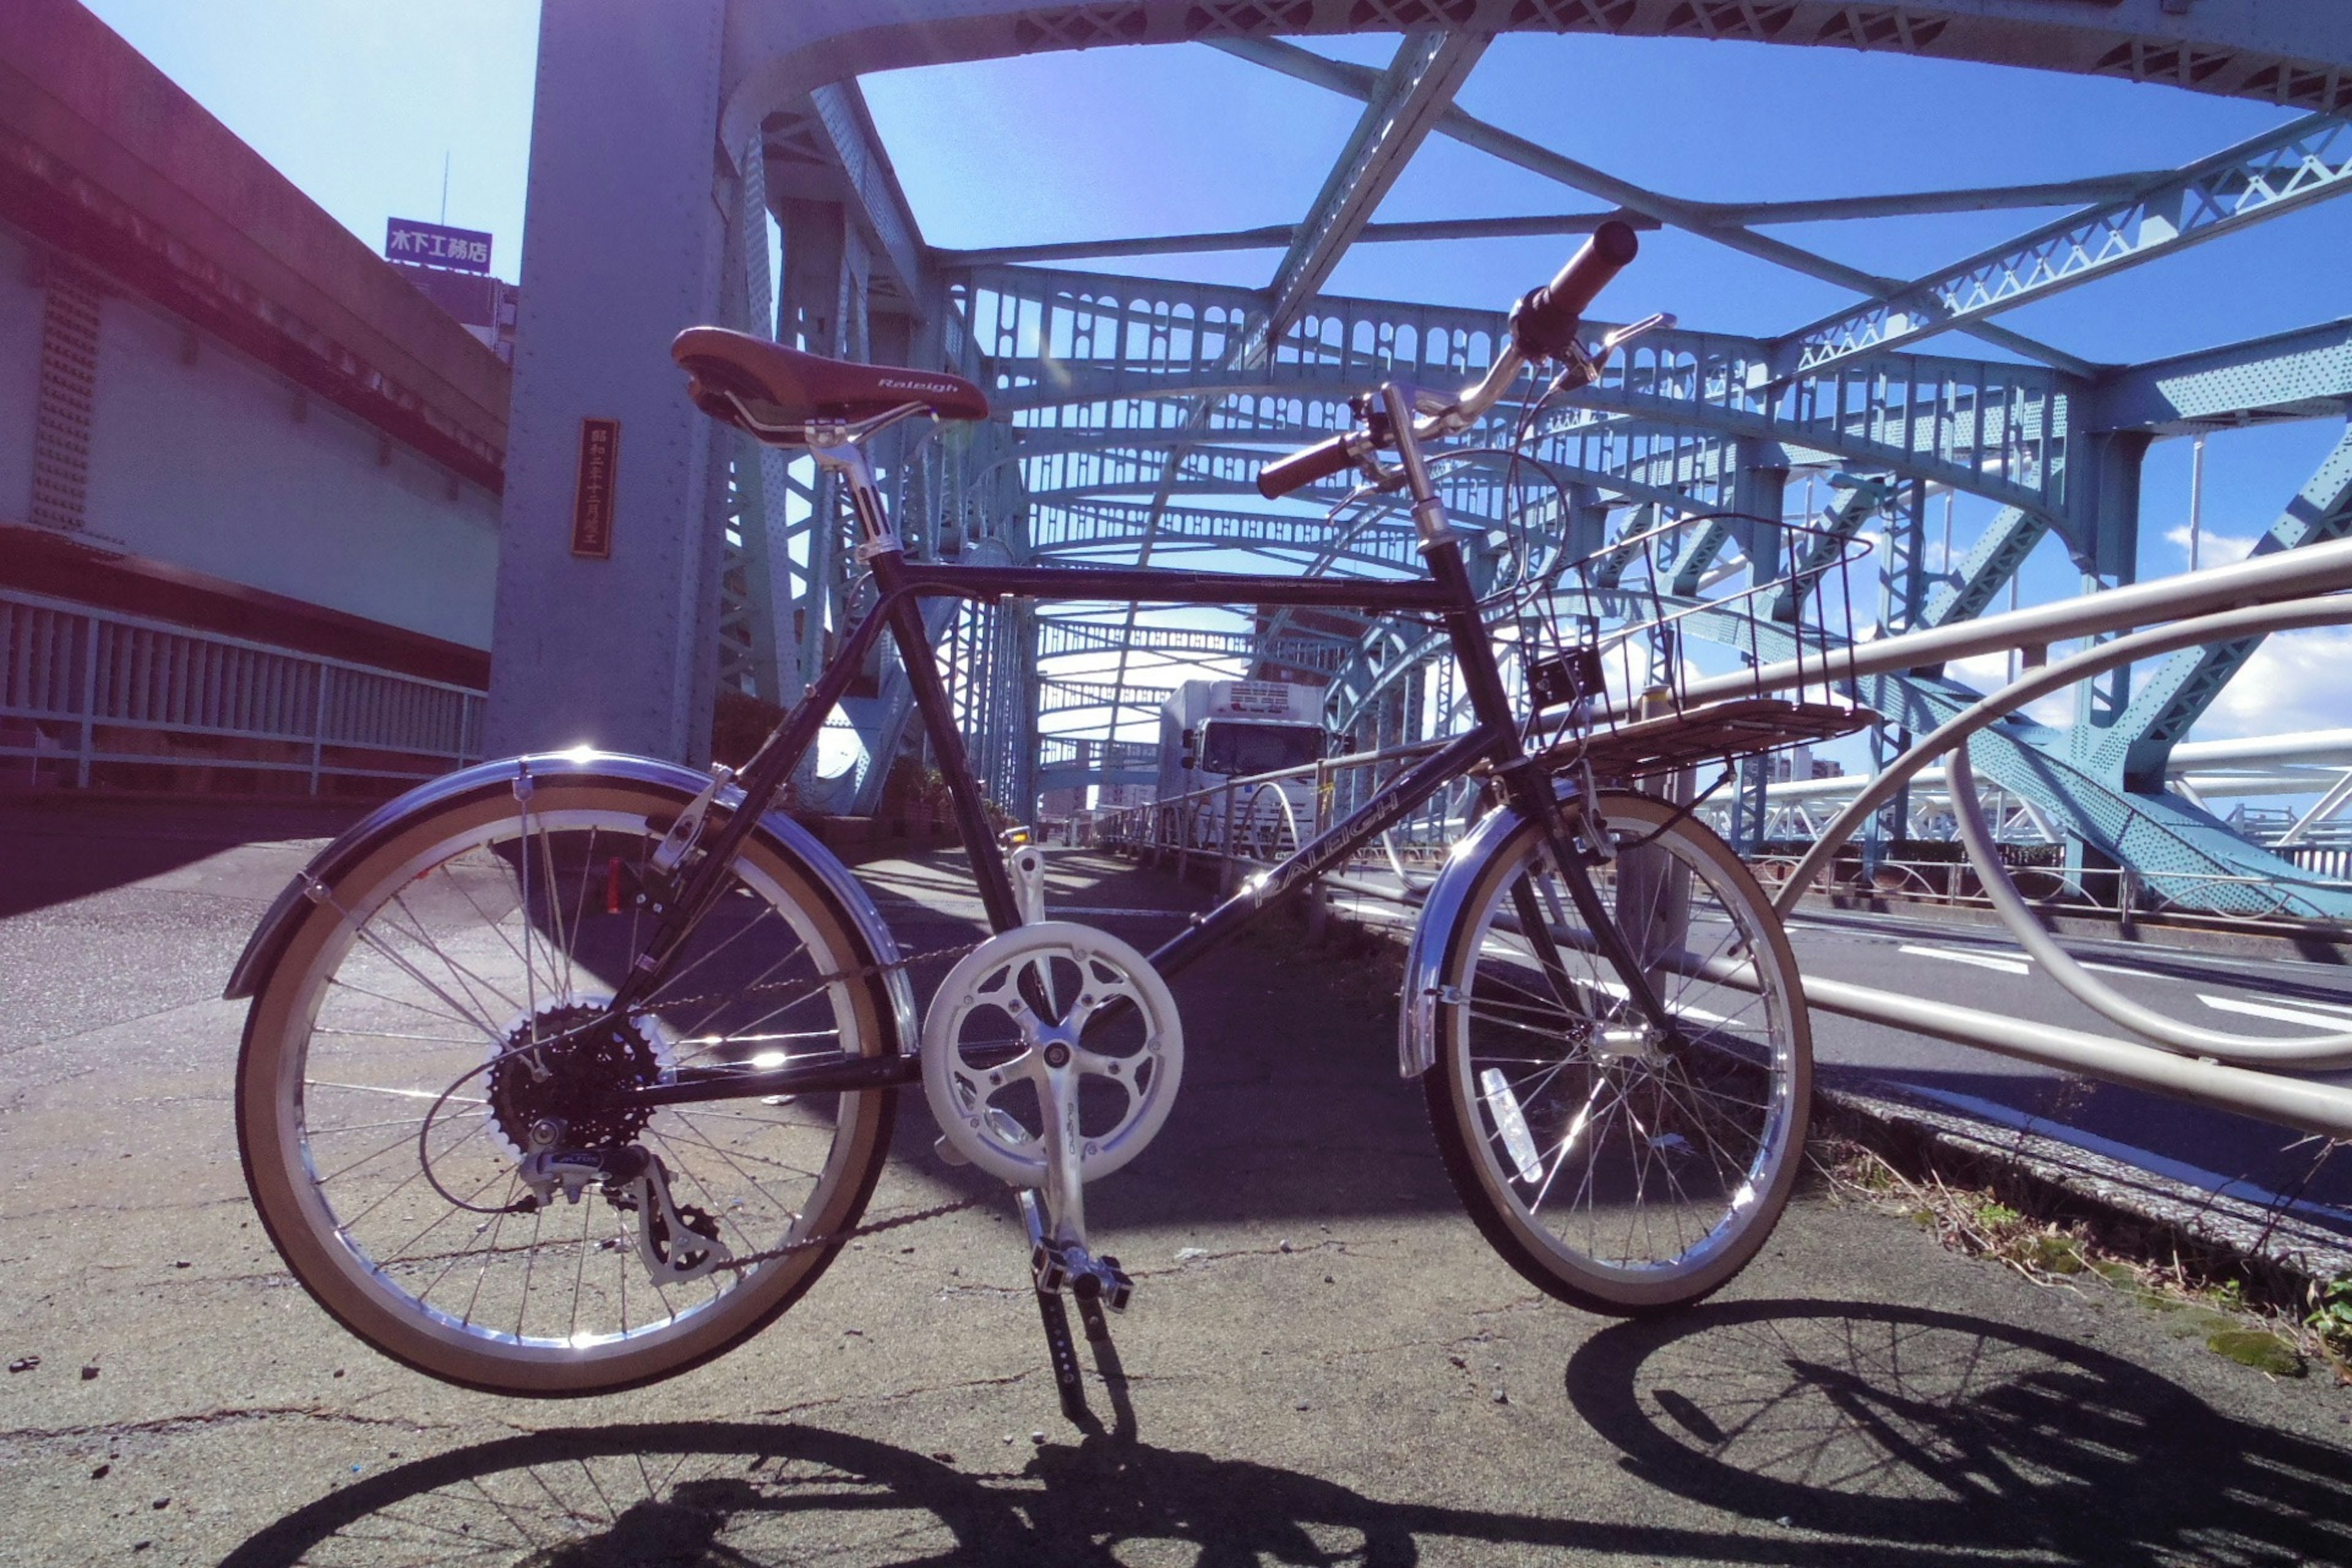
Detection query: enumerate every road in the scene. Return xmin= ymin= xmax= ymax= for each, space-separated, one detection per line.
xmin=4 ymin=799 xmax=2352 ymax=1566
xmin=1785 ymin=904 xmax=2352 ymax=1231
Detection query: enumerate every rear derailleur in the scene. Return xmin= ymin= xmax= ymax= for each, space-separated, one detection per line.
xmin=515 ymin=1120 xmax=732 ymax=1286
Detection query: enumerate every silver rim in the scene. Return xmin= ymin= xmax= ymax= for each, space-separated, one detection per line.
xmin=255 ymin=792 xmax=880 ymax=1374
xmin=1446 ymin=804 xmax=1802 ymax=1295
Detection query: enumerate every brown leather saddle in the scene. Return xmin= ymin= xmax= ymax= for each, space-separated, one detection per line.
xmin=671 ymin=327 xmax=989 ymax=432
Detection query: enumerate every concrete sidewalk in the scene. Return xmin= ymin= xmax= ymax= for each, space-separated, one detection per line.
xmin=4 ymin=809 xmax=2352 ymax=1564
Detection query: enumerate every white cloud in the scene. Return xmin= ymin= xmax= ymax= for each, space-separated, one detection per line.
xmin=2163 ymin=523 xmax=2258 ymax=569
xmin=2187 ymin=626 xmax=2352 ymax=741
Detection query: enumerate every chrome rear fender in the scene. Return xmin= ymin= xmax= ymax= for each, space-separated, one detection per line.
xmin=222 ymin=751 xmax=916 ymax=1056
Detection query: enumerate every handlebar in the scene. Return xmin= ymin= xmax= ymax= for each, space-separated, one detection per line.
xmin=1510 ymin=220 xmax=1640 ymax=358
xmin=1254 ymin=432 xmax=1363 ymax=501
xmin=1254 ymin=219 xmax=1642 ymax=500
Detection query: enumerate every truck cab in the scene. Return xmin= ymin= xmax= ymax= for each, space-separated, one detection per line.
xmin=1158 ymin=680 xmax=1329 ymax=859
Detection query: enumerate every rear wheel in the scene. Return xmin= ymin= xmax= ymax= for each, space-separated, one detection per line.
xmin=1423 ymin=791 xmax=1809 ymax=1314
xmin=236 ymin=773 xmax=901 ymax=1395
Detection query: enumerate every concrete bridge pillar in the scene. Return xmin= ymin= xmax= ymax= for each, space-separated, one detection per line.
xmin=485 ymin=0 xmax=730 ymax=763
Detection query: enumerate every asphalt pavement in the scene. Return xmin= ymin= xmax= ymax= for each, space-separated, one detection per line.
xmin=6 ymin=799 xmax=2352 ymax=1566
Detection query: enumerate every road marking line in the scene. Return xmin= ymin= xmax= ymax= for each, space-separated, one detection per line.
xmin=1898 ymin=944 xmax=2029 ymax=976
xmin=2196 ymin=994 xmax=2352 ymax=1034
xmin=2247 ymin=993 xmax=2352 ymax=1019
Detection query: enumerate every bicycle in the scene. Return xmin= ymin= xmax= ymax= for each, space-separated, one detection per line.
xmin=226 ymin=222 xmax=1863 ymax=1411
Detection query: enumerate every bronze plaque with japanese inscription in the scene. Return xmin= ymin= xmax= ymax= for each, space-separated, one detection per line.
xmin=571 ymin=418 xmax=620 ymax=559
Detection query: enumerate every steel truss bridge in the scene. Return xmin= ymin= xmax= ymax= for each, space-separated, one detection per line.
xmin=492 ymin=0 xmax=2352 ymax=916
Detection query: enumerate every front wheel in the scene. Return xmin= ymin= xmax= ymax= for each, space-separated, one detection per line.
xmin=235 ymin=772 xmax=902 ymax=1395
xmin=1423 ymin=790 xmax=1811 ymax=1314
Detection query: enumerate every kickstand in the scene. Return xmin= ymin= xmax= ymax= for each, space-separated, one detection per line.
xmin=1022 ymin=1190 xmax=1094 ymax=1426
xmin=1035 ymin=1284 xmax=1091 ymax=1425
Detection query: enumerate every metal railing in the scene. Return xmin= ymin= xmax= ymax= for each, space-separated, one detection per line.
xmin=0 ymin=586 xmax=485 ymax=793
xmin=1085 ymin=735 xmax=1471 ymax=894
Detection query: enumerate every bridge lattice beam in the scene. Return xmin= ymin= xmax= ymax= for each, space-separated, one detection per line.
xmin=1210 ymin=34 xmax=2091 ymax=377
xmin=1780 ymin=112 xmax=2352 ymax=377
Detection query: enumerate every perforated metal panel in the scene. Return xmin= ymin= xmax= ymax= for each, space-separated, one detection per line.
xmin=31 ymin=268 xmax=102 ymax=533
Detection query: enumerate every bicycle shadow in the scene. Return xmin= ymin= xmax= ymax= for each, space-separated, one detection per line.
xmin=214 ymin=1297 xmax=2328 ymax=1568
xmin=211 ymin=1412 xmax=2029 ymax=1568
xmin=1566 ymin=1297 xmax=2352 ymax=1566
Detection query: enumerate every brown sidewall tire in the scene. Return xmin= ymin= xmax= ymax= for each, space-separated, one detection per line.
xmin=235 ymin=777 xmax=900 ymax=1396
xmin=1421 ymin=791 xmax=1812 ymax=1316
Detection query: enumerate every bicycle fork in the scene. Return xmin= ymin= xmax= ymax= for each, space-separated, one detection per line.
xmin=1378 ymin=382 xmax=1685 ymax=1049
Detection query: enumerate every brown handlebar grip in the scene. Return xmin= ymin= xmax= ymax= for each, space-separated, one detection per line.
xmin=1256 ymin=432 xmax=1357 ymax=500
xmin=1510 ymin=220 xmax=1640 ymax=358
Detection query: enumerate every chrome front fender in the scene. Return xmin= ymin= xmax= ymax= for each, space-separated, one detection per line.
xmin=1395 ymin=795 xmax=1535 ymax=1080
xmin=222 ymin=751 xmax=917 ymax=1057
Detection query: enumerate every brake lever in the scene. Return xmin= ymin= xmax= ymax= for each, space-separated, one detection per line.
xmin=1545 ymin=312 xmax=1678 ymax=398
xmin=1600 ymin=311 xmax=1676 ymax=356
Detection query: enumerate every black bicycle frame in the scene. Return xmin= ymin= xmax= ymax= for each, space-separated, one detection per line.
xmin=616 ymin=417 xmax=1678 ymax=1112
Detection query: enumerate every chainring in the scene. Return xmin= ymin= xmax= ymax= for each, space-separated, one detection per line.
xmin=921 ymin=922 xmax=1184 ymax=1187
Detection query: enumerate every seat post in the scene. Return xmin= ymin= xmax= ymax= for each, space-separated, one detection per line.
xmin=805 ymin=430 xmax=1024 ymax=932
xmin=807 ymin=436 xmax=903 ymax=561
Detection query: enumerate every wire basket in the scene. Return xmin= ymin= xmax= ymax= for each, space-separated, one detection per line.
xmin=1507 ymin=506 xmax=1880 ymax=785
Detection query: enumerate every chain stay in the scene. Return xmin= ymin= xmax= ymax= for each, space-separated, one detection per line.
xmin=632 ymin=935 xmax=1000 ymax=1273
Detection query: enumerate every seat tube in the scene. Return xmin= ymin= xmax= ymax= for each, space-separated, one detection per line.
xmin=820 ymin=442 xmax=1023 ymax=933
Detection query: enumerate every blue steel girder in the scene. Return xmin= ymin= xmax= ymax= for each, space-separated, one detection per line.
xmin=1012 ymin=431 xmax=1716 ymax=521
xmin=962 ymin=265 xmax=2082 ymax=522
xmin=761 ymin=83 xmax=934 ymax=318
xmin=1781 ymin=113 xmax=2352 ymax=377
xmin=1567 ymin=343 xmax=2072 ymax=525
xmin=1208 ymin=31 xmax=2092 ymax=377
xmin=2092 ymin=317 xmax=2352 ymax=434
xmin=1921 ymin=504 xmax=2045 ymax=629
xmin=722 ymin=5 xmax=2352 ymax=164
xmin=1079 ymin=29 xmax=1483 ymax=743
xmin=1256 ymin=30 xmax=1487 ymax=347
xmin=1034 ymin=736 xmax=1158 ymax=796
xmin=738 ymin=6 xmax=2352 ymax=832
xmin=1669 ymin=441 xmax=1786 ymax=597
xmin=1040 ymin=677 xmax=1177 ymax=715
xmin=1671 ymin=604 xmax=2352 ymax=918
xmin=1770 ymin=475 xmax=1898 ymax=623
xmin=956 ymin=265 xmax=1503 ymax=418
xmin=1029 ymin=499 xmax=1422 ymax=570
xmin=2092 ymin=424 xmax=2352 ymax=790
xmin=1035 ymin=616 xmax=1344 ymax=672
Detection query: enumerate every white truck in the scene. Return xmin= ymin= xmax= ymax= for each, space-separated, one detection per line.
xmin=1156 ymin=679 xmax=1328 ymax=860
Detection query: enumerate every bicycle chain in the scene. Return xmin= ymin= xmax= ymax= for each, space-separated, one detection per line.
xmin=639 ymin=933 xmax=993 ymax=1019
xmin=709 ymin=1190 xmax=998 ymax=1273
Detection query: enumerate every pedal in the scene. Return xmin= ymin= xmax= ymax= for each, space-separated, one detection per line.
xmin=1030 ymin=1235 xmax=1133 ymax=1313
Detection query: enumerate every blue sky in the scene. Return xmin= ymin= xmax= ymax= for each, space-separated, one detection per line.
xmin=75 ymin=3 xmax=2352 ymax=744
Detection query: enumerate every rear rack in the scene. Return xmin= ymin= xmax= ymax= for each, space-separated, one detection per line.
xmin=1538 ymin=695 xmax=1869 ymax=782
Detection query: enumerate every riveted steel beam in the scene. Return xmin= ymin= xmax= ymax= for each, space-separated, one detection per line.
xmin=2092 ymin=426 xmax=2352 ymax=789
xmin=1781 ymin=113 xmax=2352 ymax=377
xmin=1210 ymin=34 xmax=2093 ymax=377
xmin=2092 ymin=316 xmax=2352 ymax=433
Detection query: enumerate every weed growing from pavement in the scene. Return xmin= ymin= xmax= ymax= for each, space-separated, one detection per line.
xmin=1812 ymin=1133 xmax=2317 ymax=1380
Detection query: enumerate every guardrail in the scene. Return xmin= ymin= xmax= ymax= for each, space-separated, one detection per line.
xmin=0 ymin=586 xmax=485 ymax=794
xmin=1083 ymin=735 xmax=1469 ymax=892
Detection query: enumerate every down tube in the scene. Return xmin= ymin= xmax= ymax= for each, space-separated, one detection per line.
xmin=1146 ymin=726 xmax=1498 ymax=982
